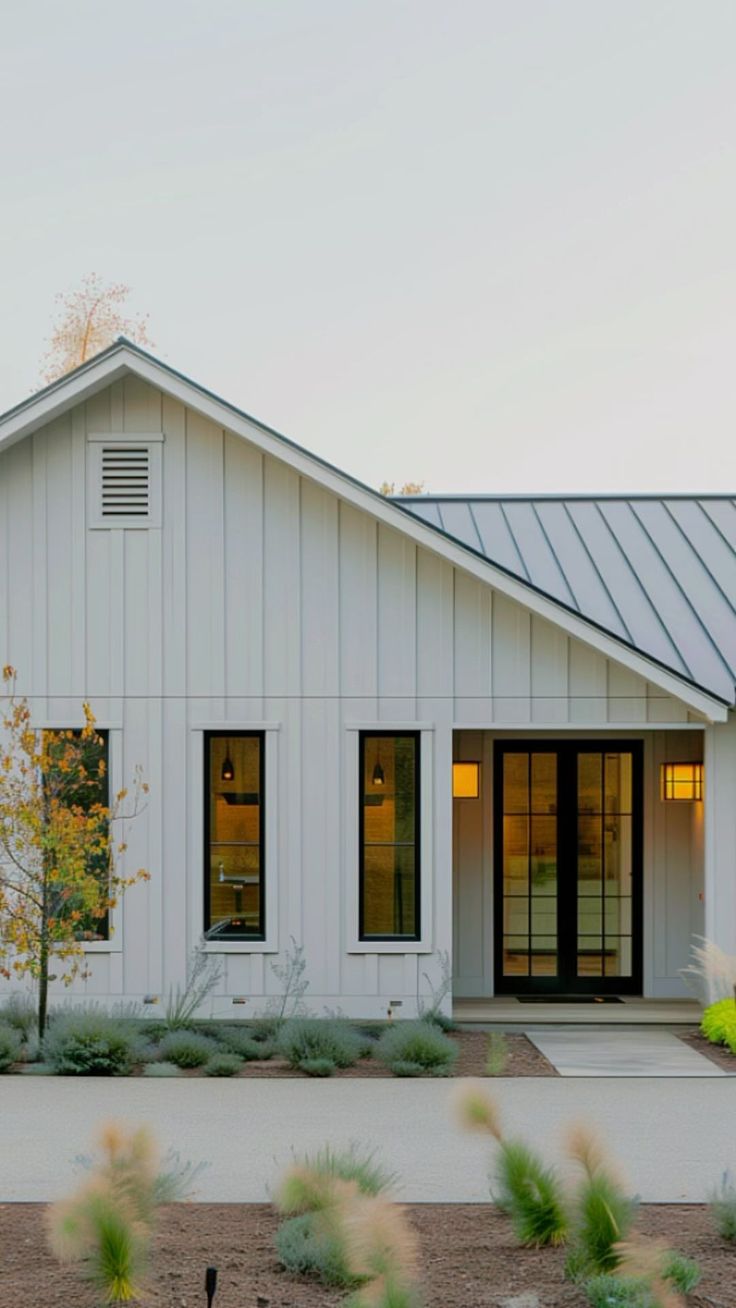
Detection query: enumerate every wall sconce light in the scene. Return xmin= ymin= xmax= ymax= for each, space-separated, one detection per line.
xmin=660 ymin=762 xmax=703 ymax=801
xmin=453 ymin=761 xmax=481 ymax=798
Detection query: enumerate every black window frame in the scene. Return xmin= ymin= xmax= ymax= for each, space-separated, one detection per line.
xmin=359 ymin=730 xmax=421 ymax=942
xmin=203 ymin=730 xmax=266 ymax=942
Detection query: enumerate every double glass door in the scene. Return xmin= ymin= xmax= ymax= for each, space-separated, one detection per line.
xmin=494 ymin=742 xmax=642 ymax=994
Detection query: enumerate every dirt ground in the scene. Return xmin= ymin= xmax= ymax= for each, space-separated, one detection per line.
xmin=678 ymin=1028 xmax=736 ymax=1073
xmin=10 ymin=1032 xmax=557 ymax=1079
xmin=1 ymin=1201 xmax=731 ymax=1307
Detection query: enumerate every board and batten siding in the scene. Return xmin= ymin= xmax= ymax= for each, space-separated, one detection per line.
xmin=0 ymin=376 xmax=710 ymax=1012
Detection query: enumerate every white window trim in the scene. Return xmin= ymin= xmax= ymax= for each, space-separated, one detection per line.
xmin=344 ymin=725 xmax=434 ymax=954
xmin=191 ymin=726 xmax=280 ymax=954
xmin=86 ymin=433 xmax=163 ymax=530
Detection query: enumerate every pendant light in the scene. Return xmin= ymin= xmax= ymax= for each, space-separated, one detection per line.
xmin=372 ymin=744 xmax=385 ymax=787
xmin=221 ymin=740 xmax=235 ymax=782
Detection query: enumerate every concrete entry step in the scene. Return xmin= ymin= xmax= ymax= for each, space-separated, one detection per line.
xmin=454 ymin=997 xmax=702 ymax=1025
xmin=526 ymin=1026 xmax=724 ymax=1077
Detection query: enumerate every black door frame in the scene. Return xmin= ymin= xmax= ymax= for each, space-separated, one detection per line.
xmin=493 ymin=739 xmax=644 ymax=996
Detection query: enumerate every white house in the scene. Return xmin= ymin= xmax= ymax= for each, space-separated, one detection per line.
xmin=0 ymin=338 xmax=734 ymax=1017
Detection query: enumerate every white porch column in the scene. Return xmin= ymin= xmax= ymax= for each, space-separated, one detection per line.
xmin=703 ymin=716 xmax=736 ymax=962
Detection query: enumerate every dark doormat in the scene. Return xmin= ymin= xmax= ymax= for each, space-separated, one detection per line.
xmin=515 ymin=995 xmax=624 ymax=1004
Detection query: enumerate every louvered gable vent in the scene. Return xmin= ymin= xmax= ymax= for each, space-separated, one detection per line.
xmin=101 ymin=446 xmax=150 ymax=519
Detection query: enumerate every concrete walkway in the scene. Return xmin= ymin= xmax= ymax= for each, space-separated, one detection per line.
xmin=1 ymin=1075 xmax=732 ymax=1205
xmin=527 ymin=1026 xmax=725 ymax=1077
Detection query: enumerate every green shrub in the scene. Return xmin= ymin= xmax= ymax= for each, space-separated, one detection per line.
xmin=204 ymin=1052 xmax=243 ymax=1077
xmin=277 ymin=1017 xmax=365 ymax=1070
xmin=662 ymin=1251 xmax=701 ymax=1294
xmin=377 ymin=1020 xmax=458 ymax=1076
xmin=701 ymin=997 xmax=736 ymax=1052
xmin=493 ymin=1140 xmax=568 ymax=1247
xmin=584 ymin=1274 xmax=652 ymax=1307
xmin=249 ymin=1014 xmax=286 ymax=1043
xmin=220 ymin=1029 xmax=275 ymax=1060
xmin=566 ymin=1172 xmax=636 ymax=1279
xmin=710 ymin=1171 xmax=736 ymax=1240
xmin=389 ymin=1060 xmax=424 ymax=1077
xmin=486 ymin=1032 xmax=509 ymax=1076
xmin=143 ymin=1061 xmax=182 ymax=1078
xmin=43 ymin=1012 xmax=137 ymax=1076
xmin=157 ymin=1030 xmax=218 ymax=1068
xmin=275 ymin=1145 xmax=395 ymax=1287
xmin=0 ymin=1024 xmax=22 ymax=1072
xmin=419 ymin=1009 xmax=457 ymax=1033
xmin=300 ymin=1057 xmax=336 ymax=1077
xmin=276 ymin=1211 xmax=352 ymax=1285
xmin=0 ymin=993 xmax=38 ymax=1040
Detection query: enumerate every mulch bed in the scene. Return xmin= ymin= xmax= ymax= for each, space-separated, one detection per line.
xmin=678 ymin=1028 xmax=736 ymax=1073
xmin=1 ymin=1201 xmax=731 ymax=1307
xmin=11 ymin=1032 xmax=557 ymax=1079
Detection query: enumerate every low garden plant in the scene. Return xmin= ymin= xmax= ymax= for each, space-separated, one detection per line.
xmin=0 ymin=1022 xmax=22 ymax=1072
xmin=455 ymin=1083 xmax=568 ymax=1247
xmin=709 ymin=1171 xmax=736 ymax=1241
xmin=700 ymin=995 xmax=736 ymax=1052
xmin=47 ymin=1122 xmax=200 ymax=1303
xmin=204 ymin=1052 xmax=243 ymax=1077
xmin=275 ymin=1146 xmax=395 ymax=1287
xmin=277 ymin=1016 xmax=366 ymax=1073
xmin=157 ymin=1030 xmax=219 ymax=1068
xmin=564 ymin=1126 xmax=637 ymax=1280
xmin=143 ymin=1061 xmax=182 ymax=1077
xmin=377 ymin=1019 xmax=458 ymax=1077
xmin=42 ymin=1011 xmax=138 ymax=1076
xmin=220 ymin=1028 xmax=275 ymax=1060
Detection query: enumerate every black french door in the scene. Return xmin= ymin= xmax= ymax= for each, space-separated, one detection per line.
xmin=494 ymin=741 xmax=643 ymax=995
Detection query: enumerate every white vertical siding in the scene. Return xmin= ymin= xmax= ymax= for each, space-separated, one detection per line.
xmin=0 ymin=376 xmax=712 ymax=1013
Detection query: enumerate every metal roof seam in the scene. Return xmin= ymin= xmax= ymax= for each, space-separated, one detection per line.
xmin=591 ymin=500 xmax=694 ymax=681
xmin=634 ymin=501 xmax=736 ymax=683
xmin=497 ymin=501 xmax=532 ymax=583
xmin=528 ymin=500 xmax=580 ymax=610
xmin=465 ymin=501 xmax=491 ymax=555
xmin=559 ymin=501 xmax=636 ymax=645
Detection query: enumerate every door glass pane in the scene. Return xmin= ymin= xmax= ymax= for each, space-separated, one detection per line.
xmin=576 ymin=751 xmax=635 ymax=982
xmin=501 ymin=752 xmax=557 ymax=979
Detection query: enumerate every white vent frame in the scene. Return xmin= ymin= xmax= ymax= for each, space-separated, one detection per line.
xmin=87 ymin=432 xmax=163 ymax=529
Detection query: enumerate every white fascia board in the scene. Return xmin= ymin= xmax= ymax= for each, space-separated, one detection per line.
xmin=0 ymin=355 xmax=132 ymax=451
xmin=1 ymin=346 xmax=730 ymax=722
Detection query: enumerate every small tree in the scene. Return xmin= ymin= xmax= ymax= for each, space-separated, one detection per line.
xmin=379 ymin=481 xmax=425 ymax=497
xmin=41 ymin=273 xmax=153 ymax=384
xmin=0 ymin=667 xmax=149 ymax=1035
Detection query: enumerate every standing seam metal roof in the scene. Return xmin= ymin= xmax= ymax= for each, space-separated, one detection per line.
xmin=393 ymin=495 xmax=736 ymax=704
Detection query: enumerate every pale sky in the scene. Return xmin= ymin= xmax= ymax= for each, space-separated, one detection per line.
xmin=2 ymin=1 xmax=735 ymax=493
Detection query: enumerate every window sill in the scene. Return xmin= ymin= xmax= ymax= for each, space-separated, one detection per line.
xmin=77 ymin=941 xmax=122 ymax=954
xmin=347 ymin=940 xmax=433 ymax=955
xmin=200 ymin=941 xmax=280 ymax=955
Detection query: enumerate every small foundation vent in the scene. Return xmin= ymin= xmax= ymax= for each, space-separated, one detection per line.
xmin=100 ymin=445 xmax=150 ymax=520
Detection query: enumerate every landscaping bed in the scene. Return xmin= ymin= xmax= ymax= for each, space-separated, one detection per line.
xmin=678 ymin=1028 xmax=736 ymax=1073
xmin=0 ymin=1201 xmax=731 ymax=1308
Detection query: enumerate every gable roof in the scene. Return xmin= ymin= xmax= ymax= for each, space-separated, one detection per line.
xmin=394 ymin=494 xmax=736 ymax=708
xmin=0 ymin=339 xmax=731 ymax=719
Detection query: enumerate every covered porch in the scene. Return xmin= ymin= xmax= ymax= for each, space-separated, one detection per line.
xmin=452 ymin=727 xmax=706 ymax=1004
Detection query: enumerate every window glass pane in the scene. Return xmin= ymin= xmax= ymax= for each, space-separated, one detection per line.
xmin=531 ymin=753 xmax=557 ymax=813
xmin=361 ymin=735 xmax=418 ymax=939
xmin=207 ymin=735 xmax=263 ymax=939
xmin=530 ymin=816 xmax=557 ymax=895
xmin=604 ymin=816 xmax=632 ymax=893
xmin=504 ymin=896 xmax=529 ymax=935
xmin=503 ymin=754 xmax=529 ymax=813
xmin=503 ymin=937 xmax=530 ymax=975
xmin=578 ymin=753 xmax=602 ymax=813
xmin=578 ymin=815 xmax=602 ymax=889
xmin=503 ymin=815 xmax=529 ymax=894
xmin=605 ymin=752 xmax=632 ymax=814
xmin=605 ymin=937 xmax=632 ymax=977
xmin=43 ymin=728 xmax=110 ymax=941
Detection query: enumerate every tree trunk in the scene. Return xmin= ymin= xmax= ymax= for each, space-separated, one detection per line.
xmin=38 ymin=931 xmax=49 ymax=1038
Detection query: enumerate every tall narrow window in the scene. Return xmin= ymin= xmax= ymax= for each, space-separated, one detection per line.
xmin=360 ymin=733 xmax=420 ymax=940
xmin=43 ymin=728 xmax=110 ymax=941
xmin=205 ymin=733 xmax=264 ymax=940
